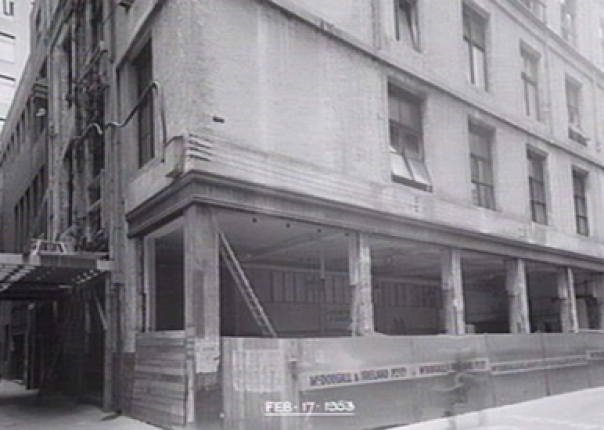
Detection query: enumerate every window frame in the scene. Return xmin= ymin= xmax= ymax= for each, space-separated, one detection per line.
xmin=566 ymin=78 xmax=581 ymax=129
xmin=394 ymin=0 xmax=420 ymax=51
xmin=520 ymin=47 xmax=540 ymax=120
xmin=518 ymin=0 xmax=546 ymax=21
xmin=133 ymin=40 xmax=154 ymax=168
xmin=469 ymin=124 xmax=496 ymax=210
xmin=572 ymin=169 xmax=589 ymax=236
xmin=2 ymin=0 xmax=14 ymax=17
xmin=561 ymin=0 xmax=577 ymax=46
xmin=527 ymin=150 xmax=548 ymax=224
xmin=387 ymin=83 xmax=432 ymax=191
xmin=463 ymin=5 xmax=488 ymax=90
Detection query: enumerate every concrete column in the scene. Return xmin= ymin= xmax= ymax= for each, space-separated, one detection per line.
xmin=103 ymin=275 xmax=114 ymax=411
xmin=441 ymin=248 xmax=465 ymax=335
xmin=599 ymin=300 xmax=604 ymax=332
xmin=348 ymin=232 xmax=374 ymax=336
xmin=505 ymin=259 xmax=531 ymax=334
xmin=184 ymin=205 xmax=221 ymax=428
xmin=557 ymin=267 xmax=579 ymax=333
xmin=590 ymin=274 xmax=604 ymax=330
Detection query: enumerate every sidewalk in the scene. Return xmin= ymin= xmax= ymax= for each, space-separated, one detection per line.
xmin=392 ymin=386 xmax=604 ymax=430
xmin=3 ymin=378 xmax=603 ymax=430
xmin=0 ymin=380 xmax=157 ymax=430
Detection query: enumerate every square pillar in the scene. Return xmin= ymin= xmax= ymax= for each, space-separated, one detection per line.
xmin=557 ymin=267 xmax=579 ymax=333
xmin=441 ymin=248 xmax=465 ymax=335
xmin=505 ymin=259 xmax=531 ymax=333
xmin=184 ymin=205 xmax=221 ymax=428
xmin=348 ymin=232 xmax=374 ymax=335
xmin=590 ymin=273 xmax=604 ymax=330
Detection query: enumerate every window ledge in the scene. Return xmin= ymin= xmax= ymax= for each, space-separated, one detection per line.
xmin=530 ymin=220 xmax=548 ymax=227
xmin=392 ymin=39 xmax=422 ymax=54
xmin=391 ymin=173 xmax=432 ymax=192
xmin=390 ymin=154 xmax=432 ymax=192
xmin=568 ymin=126 xmax=589 ymax=145
xmin=473 ymin=204 xmax=498 ymax=212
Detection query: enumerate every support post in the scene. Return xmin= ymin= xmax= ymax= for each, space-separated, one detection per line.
xmin=505 ymin=259 xmax=531 ymax=333
xmin=557 ymin=267 xmax=579 ymax=333
xmin=103 ymin=275 xmax=114 ymax=411
xmin=599 ymin=297 xmax=604 ymax=332
xmin=441 ymin=248 xmax=465 ymax=335
xmin=184 ymin=205 xmax=221 ymax=429
xmin=590 ymin=273 xmax=604 ymax=330
xmin=349 ymin=232 xmax=374 ymax=336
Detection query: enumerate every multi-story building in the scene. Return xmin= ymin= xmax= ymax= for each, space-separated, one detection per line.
xmin=0 ymin=0 xmax=31 ymax=381
xmin=3 ymin=0 xmax=604 ymax=428
xmin=0 ymin=0 xmax=31 ymax=129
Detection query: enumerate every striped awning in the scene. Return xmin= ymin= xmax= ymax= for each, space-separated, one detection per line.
xmin=0 ymin=252 xmax=112 ymax=301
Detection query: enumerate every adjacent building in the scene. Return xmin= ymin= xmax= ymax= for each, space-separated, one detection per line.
xmin=0 ymin=0 xmax=31 ymax=382
xmin=0 ymin=0 xmax=31 ymax=129
xmin=2 ymin=0 xmax=604 ymax=428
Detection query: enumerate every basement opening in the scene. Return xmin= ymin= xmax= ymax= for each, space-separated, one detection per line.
xmin=217 ymin=210 xmax=350 ymax=338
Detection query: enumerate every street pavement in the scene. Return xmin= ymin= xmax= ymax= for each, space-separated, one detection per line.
xmin=2 ymin=377 xmax=604 ymax=430
xmin=0 ymin=380 xmax=157 ymax=430
xmin=392 ymin=386 xmax=604 ymax=430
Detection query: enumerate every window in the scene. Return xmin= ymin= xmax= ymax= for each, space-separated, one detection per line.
xmin=13 ymin=201 xmax=21 ymax=250
xmin=34 ymin=11 xmax=42 ymax=44
xmin=2 ymin=0 xmax=13 ymax=17
xmin=394 ymin=0 xmax=420 ymax=51
xmin=33 ymin=66 xmax=48 ymax=141
xmin=566 ymin=78 xmax=581 ymax=128
xmin=561 ymin=0 xmax=577 ymax=46
xmin=134 ymin=40 xmax=154 ymax=167
xmin=463 ymin=5 xmax=488 ymax=89
xmin=572 ymin=169 xmax=589 ymax=236
xmin=521 ymin=48 xmax=540 ymax=119
xmin=518 ymin=0 xmax=546 ymax=21
xmin=527 ymin=151 xmax=547 ymax=224
xmin=565 ymin=78 xmax=587 ymax=143
xmin=469 ymin=124 xmax=495 ymax=209
xmin=388 ymin=84 xmax=431 ymax=190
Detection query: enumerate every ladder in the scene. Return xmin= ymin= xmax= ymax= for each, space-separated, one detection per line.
xmin=218 ymin=231 xmax=277 ymax=338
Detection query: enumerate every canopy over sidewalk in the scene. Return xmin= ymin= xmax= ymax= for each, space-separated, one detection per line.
xmin=0 ymin=252 xmax=111 ymax=301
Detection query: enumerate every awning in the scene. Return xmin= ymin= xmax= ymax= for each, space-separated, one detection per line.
xmin=0 ymin=252 xmax=112 ymax=301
